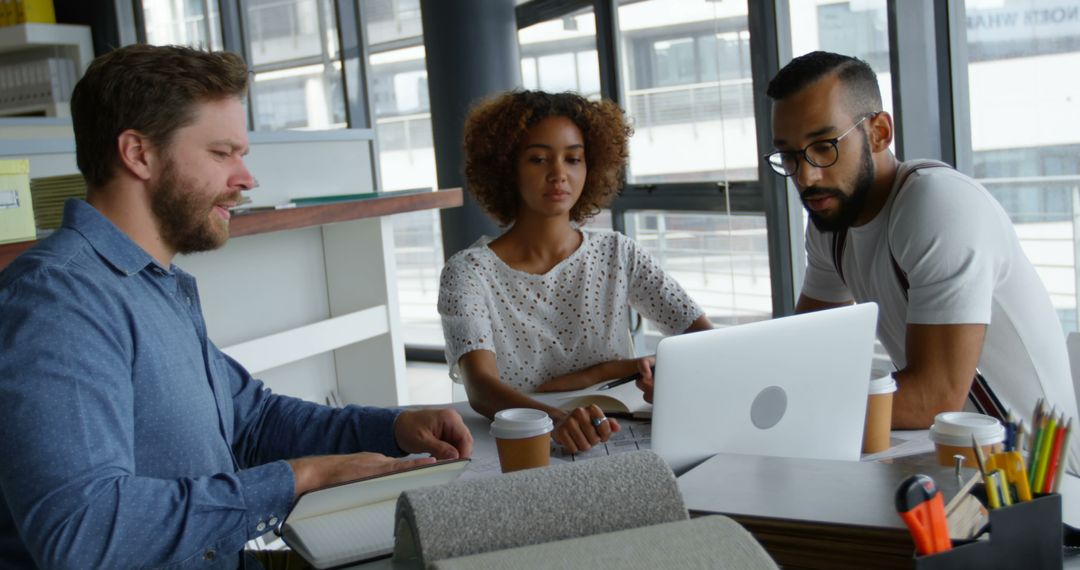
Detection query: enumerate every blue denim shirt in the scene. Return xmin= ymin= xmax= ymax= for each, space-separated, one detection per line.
xmin=0 ymin=200 xmax=404 ymax=569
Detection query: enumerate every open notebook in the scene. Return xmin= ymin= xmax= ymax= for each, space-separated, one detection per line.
xmin=552 ymin=378 xmax=651 ymax=418
xmin=279 ymin=459 xmax=469 ymax=569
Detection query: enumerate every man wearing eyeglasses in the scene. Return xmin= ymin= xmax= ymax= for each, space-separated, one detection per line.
xmin=765 ymin=51 xmax=1078 ymax=473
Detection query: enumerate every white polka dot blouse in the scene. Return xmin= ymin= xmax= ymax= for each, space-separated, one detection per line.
xmin=438 ymin=229 xmax=704 ymax=392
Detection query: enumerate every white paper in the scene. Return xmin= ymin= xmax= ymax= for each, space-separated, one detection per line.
xmin=285 ymin=500 xmax=396 ymax=569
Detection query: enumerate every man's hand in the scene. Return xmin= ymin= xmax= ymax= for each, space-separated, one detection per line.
xmin=288 ymin=452 xmax=436 ymax=497
xmin=552 ymin=404 xmax=621 ymax=453
xmin=394 ymin=408 xmax=474 ymax=460
xmin=634 ymin=356 xmax=657 ymax=403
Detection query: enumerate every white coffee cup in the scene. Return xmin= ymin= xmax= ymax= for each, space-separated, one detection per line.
xmin=929 ymin=411 xmax=1005 ymax=468
xmin=490 ymin=408 xmax=554 ymax=473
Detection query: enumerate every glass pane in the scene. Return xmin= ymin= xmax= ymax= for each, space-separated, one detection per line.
xmin=785 ymin=0 xmax=894 ymax=117
xmin=368 ymin=40 xmax=441 ymax=347
xmin=246 ymin=0 xmax=339 ymax=66
xmin=394 ymin=208 xmax=446 ymax=348
xmin=517 ymin=7 xmax=600 ymax=98
xmin=246 ymin=0 xmax=345 ymax=131
xmin=141 ymin=0 xmax=222 ymax=51
xmin=617 ymin=0 xmax=757 ymax=184
xmin=251 ymin=64 xmax=347 ymax=130
xmin=958 ymin=0 xmax=1080 ymax=332
xmin=364 ymin=0 xmax=423 ymax=46
xmin=370 ymin=46 xmax=435 ymax=190
xmin=625 ymin=210 xmax=772 ymax=333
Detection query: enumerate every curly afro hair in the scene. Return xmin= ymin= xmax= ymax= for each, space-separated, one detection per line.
xmin=463 ymin=90 xmax=633 ymax=225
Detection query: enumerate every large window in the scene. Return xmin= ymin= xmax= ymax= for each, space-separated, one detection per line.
xmin=956 ymin=0 xmax=1080 ymax=332
xmin=618 ymin=0 xmax=756 ymax=184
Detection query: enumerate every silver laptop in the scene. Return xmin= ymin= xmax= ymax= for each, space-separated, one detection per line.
xmin=652 ymin=303 xmax=879 ymax=474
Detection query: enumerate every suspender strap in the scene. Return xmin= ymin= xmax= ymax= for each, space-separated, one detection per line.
xmin=968 ymin=372 xmax=1009 ymax=422
xmin=831 ymin=228 xmax=848 ymax=286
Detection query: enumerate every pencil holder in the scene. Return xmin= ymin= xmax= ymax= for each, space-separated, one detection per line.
xmin=914 ymin=490 xmax=1062 ymax=569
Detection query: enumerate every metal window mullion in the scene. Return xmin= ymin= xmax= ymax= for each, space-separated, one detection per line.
xmin=747 ymin=0 xmax=795 ymax=318
xmin=516 ymin=0 xmax=592 ymax=30
xmin=249 ymin=54 xmax=335 ymax=74
xmin=123 ymin=0 xmax=144 ymax=45
xmin=944 ymin=0 xmax=972 ymax=176
xmin=347 ymin=0 xmax=383 ymax=191
xmin=593 ymin=0 xmax=621 ymax=105
xmin=887 ymin=0 xmax=959 ymax=166
xmin=221 ymin=1 xmax=254 ymax=129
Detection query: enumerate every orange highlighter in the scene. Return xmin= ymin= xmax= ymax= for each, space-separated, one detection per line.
xmin=895 ymin=474 xmax=953 ymax=555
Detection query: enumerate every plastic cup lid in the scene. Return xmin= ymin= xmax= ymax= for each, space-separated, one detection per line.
xmin=490 ymin=408 xmax=554 ymax=440
xmin=929 ymin=411 xmax=1005 ymax=446
xmin=868 ymin=374 xmax=897 ymax=395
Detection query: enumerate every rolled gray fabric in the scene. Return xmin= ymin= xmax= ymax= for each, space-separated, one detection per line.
xmin=393 ymin=450 xmax=686 ymax=565
xmin=429 ymin=515 xmax=779 ymax=570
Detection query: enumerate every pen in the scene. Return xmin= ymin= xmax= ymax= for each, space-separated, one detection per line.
xmin=597 ymin=364 xmax=655 ymax=391
xmin=597 ymin=373 xmax=640 ymax=391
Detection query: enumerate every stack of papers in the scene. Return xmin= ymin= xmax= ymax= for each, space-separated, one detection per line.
xmin=30 ymin=174 xmax=85 ymax=230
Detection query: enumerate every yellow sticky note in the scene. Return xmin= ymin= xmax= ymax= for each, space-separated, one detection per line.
xmin=0 ymin=159 xmax=36 ymax=244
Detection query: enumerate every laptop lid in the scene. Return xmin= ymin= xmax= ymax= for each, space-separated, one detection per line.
xmin=652 ymin=303 xmax=879 ymax=474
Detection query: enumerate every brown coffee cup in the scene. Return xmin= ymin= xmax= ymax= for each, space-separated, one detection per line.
xmin=862 ymin=374 xmax=897 ymax=454
xmin=490 ymin=408 xmax=554 ymax=473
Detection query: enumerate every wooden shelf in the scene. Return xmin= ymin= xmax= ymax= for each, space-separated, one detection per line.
xmin=230 ymin=188 xmax=461 ymax=238
xmin=0 ymin=188 xmax=463 ymax=271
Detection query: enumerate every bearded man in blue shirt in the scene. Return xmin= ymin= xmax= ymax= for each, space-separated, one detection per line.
xmin=0 ymin=44 xmax=473 ymax=569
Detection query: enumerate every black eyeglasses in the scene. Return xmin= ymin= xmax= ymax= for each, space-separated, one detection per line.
xmin=764 ymin=112 xmax=878 ymax=177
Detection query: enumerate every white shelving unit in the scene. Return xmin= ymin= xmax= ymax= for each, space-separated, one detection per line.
xmin=0 ymin=23 xmax=94 ymax=74
xmin=0 ymin=23 xmax=93 ymax=118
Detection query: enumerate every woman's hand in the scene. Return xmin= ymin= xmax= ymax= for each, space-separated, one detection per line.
xmin=551 ymin=404 xmax=621 ymax=453
xmin=634 ymin=356 xmax=656 ymax=403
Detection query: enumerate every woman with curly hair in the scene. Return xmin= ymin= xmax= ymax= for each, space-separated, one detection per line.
xmin=438 ymin=90 xmax=711 ymax=453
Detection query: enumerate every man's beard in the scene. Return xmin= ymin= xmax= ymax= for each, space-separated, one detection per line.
xmin=802 ymin=137 xmax=875 ymax=233
xmin=150 ymin=158 xmax=238 ymax=255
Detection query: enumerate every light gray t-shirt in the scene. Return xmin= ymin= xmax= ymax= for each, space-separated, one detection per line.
xmin=438 ymin=229 xmax=703 ymax=392
xmin=802 ymin=160 xmax=1079 ymax=473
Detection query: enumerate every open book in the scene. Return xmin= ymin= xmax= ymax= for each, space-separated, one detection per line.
xmin=552 ymin=378 xmax=652 ymax=418
xmin=279 ymin=459 xmax=469 ymax=569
